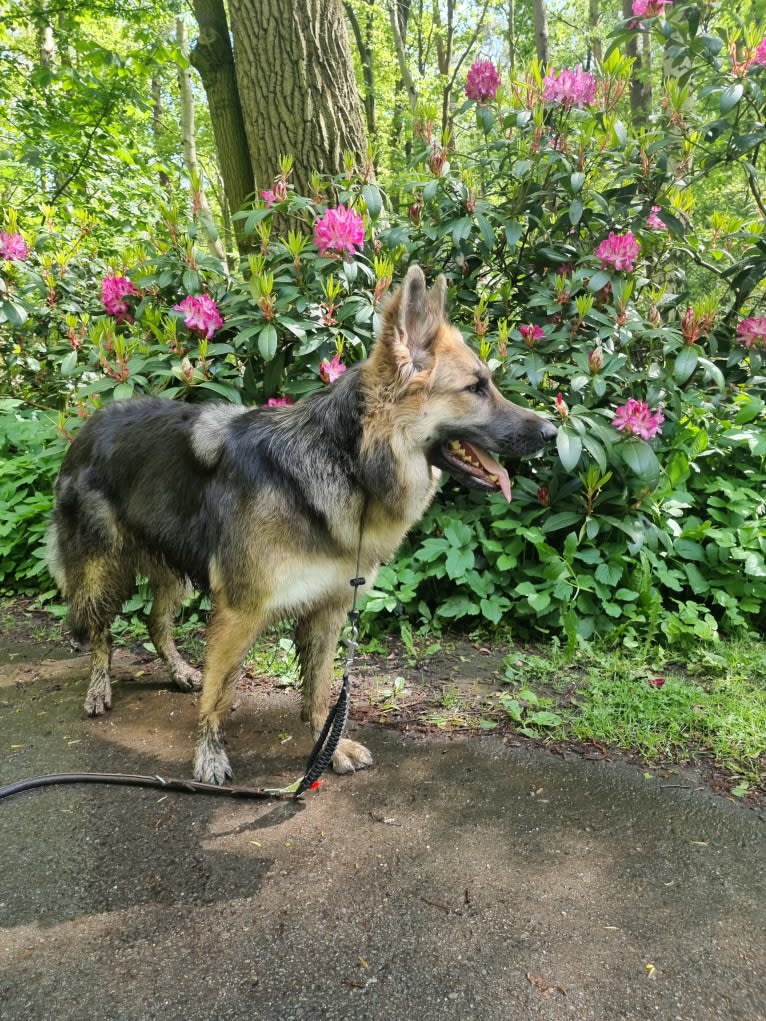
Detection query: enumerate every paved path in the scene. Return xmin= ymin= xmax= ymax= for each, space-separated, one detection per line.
xmin=1 ymin=654 xmax=764 ymax=1020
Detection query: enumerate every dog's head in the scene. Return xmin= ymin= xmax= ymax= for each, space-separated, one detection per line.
xmin=368 ymin=265 xmax=557 ymax=501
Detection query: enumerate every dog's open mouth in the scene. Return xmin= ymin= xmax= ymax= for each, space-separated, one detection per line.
xmin=441 ymin=439 xmax=512 ymax=501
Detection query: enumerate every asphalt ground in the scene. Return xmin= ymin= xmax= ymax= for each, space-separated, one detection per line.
xmin=1 ymin=647 xmax=764 ymax=1021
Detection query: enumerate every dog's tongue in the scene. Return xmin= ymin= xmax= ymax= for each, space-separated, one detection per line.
xmin=463 ymin=441 xmax=512 ymax=502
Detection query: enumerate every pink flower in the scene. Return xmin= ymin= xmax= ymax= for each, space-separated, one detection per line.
xmin=542 ymin=65 xmax=597 ymax=108
xmin=265 ymin=396 xmax=294 ymax=407
xmin=631 ymin=0 xmax=672 ymax=16
xmin=519 ymin=324 xmax=544 ymax=347
xmin=755 ymin=37 xmax=766 ymax=66
xmin=588 ymin=347 xmax=604 ymax=373
xmin=465 ymin=60 xmax=501 ymax=102
xmin=736 ymin=316 xmax=766 ymax=349
xmin=173 ymin=294 xmax=223 ymax=339
xmin=313 ymin=205 xmax=365 ymax=258
xmin=646 ymin=206 xmax=667 ymax=231
xmin=0 ymin=231 xmax=29 ymax=261
xmin=554 ymin=393 xmax=569 ymax=418
xmin=613 ymin=398 xmax=664 ymax=440
xmin=595 ymin=231 xmax=640 ymax=273
xmin=647 ymin=676 xmax=666 ymax=688
xmin=261 ymin=190 xmax=277 ymax=207
xmin=319 ymin=353 xmax=347 ymax=383
xmin=102 ymin=274 xmax=138 ymax=323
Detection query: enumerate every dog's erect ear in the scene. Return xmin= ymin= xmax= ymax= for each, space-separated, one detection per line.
xmin=428 ymin=274 xmax=447 ymax=318
xmin=397 ymin=264 xmax=429 ymax=347
xmin=396 ymin=265 xmax=447 ymax=353
xmin=375 ymin=265 xmax=447 ymax=388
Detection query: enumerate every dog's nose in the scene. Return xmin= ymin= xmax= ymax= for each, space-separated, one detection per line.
xmin=540 ymin=420 xmax=558 ymax=443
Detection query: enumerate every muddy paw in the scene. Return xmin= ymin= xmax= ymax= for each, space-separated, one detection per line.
xmin=332 ymin=738 xmax=373 ymax=774
xmin=193 ymin=744 xmax=232 ymax=785
xmin=84 ymin=684 xmax=112 ymax=716
xmin=172 ymin=663 xmax=203 ymax=693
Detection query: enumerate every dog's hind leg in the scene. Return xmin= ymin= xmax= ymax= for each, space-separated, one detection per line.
xmin=193 ymin=603 xmax=260 ymax=784
xmin=67 ymin=556 xmax=133 ymax=717
xmin=146 ymin=568 xmax=202 ymax=693
xmin=295 ymin=605 xmax=374 ymax=775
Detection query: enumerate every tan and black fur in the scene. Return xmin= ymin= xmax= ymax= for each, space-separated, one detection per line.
xmin=48 ymin=266 xmax=556 ymax=783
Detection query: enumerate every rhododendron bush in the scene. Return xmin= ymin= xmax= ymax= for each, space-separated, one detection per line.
xmin=0 ymin=5 xmax=764 ymax=646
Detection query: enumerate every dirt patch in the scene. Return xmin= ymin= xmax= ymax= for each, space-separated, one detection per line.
xmin=1 ymin=598 xmax=762 ymax=809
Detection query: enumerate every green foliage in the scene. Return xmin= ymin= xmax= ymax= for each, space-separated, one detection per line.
xmin=0 ymin=400 xmax=64 ymax=597
xmin=0 ymin=4 xmax=764 ymax=650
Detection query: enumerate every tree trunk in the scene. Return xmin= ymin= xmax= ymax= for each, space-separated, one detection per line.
xmin=507 ymin=0 xmax=516 ymax=75
xmin=589 ymin=0 xmax=602 ymax=66
xmin=176 ymin=19 xmax=227 ymax=262
xmin=189 ymin=0 xmax=255 ymax=245
xmin=531 ymin=0 xmax=550 ymax=66
xmin=229 ymin=0 xmax=368 ymax=199
xmin=622 ymin=0 xmax=651 ymax=122
xmin=151 ymin=72 xmax=172 ymax=193
xmin=345 ymin=1 xmax=376 ymax=140
xmin=389 ymin=0 xmax=418 ymax=115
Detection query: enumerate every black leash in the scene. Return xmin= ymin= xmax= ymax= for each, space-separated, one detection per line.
xmin=0 ymin=511 xmax=368 ymax=806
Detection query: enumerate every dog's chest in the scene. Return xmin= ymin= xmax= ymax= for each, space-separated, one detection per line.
xmin=263 ymin=555 xmax=373 ymax=616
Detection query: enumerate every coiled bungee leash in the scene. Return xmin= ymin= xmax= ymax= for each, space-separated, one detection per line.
xmin=0 ymin=573 xmax=366 ymax=806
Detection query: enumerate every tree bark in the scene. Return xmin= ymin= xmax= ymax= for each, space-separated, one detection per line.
xmin=622 ymin=0 xmax=651 ymax=123
xmin=531 ymin=0 xmax=550 ymax=66
xmin=344 ymin=1 xmax=376 ymax=140
xmin=176 ymin=18 xmax=227 ymax=262
xmin=506 ymin=0 xmax=516 ymax=75
xmin=229 ymin=0 xmax=368 ymax=198
xmin=589 ymin=0 xmax=602 ymax=66
xmin=389 ymin=0 xmax=418 ymax=115
xmin=189 ymin=0 xmax=255 ymax=244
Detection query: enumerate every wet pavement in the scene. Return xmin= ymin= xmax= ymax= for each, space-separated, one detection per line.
xmin=0 ymin=648 xmax=764 ymax=1020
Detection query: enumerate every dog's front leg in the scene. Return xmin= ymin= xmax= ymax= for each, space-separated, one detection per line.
xmin=295 ymin=604 xmax=373 ymax=774
xmin=193 ymin=603 xmax=260 ymax=784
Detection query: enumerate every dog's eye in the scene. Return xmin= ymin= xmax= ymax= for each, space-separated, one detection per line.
xmin=465 ymin=381 xmax=487 ymax=395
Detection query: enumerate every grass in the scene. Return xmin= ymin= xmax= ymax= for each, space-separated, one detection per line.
xmin=503 ymin=638 xmax=766 ymax=789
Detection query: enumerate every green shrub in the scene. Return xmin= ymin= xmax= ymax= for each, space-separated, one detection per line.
xmin=1 ymin=5 xmax=764 ymax=645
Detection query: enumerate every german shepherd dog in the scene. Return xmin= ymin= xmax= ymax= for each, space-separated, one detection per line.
xmin=49 ymin=266 xmax=556 ymax=783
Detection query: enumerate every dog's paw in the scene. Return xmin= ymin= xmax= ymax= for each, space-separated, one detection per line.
xmin=172 ymin=663 xmax=203 ymax=693
xmin=332 ymin=738 xmax=373 ymax=774
xmin=193 ymin=744 xmax=232 ymax=785
xmin=84 ymin=682 xmax=112 ymax=716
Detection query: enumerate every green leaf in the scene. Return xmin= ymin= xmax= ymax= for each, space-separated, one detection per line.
xmin=588 ymin=270 xmax=610 ymax=292
xmin=182 ymin=269 xmax=200 ymax=293
xmin=1 ymin=300 xmax=27 ymax=326
xmin=620 ymin=439 xmax=659 ymax=480
xmin=570 ymin=171 xmax=585 ymax=193
xmin=476 ymin=214 xmax=495 ymax=250
xmin=258 ymin=323 xmax=278 ymax=361
xmin=60 ymin=350 xmax=79 ymax=376
xmin=451 ymin=217 xmax=473 ymax=244
xmin=720 ymin=83 xmax=743 ymax=114
xmin=673 ymin=346 xmax=698 ymax=384
xmin=505 ymin=222 xmax=523 ymax=247
xmin=527 ymin=710 xmax=563 ymax=728
xmin=527 ymin=591 xmax=551 ymax=613
xmin=557 ymin=429 xmax=583 ymax=472
xmin=542 ymin=511 xmax=582 ymax=532
xmin=568 ymin=198 xmax=583 ymax=225
xmin=445 ymin=545 xmax=474 ymax=580
xmin=362 ymin=184 xmax=382 ymax=220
